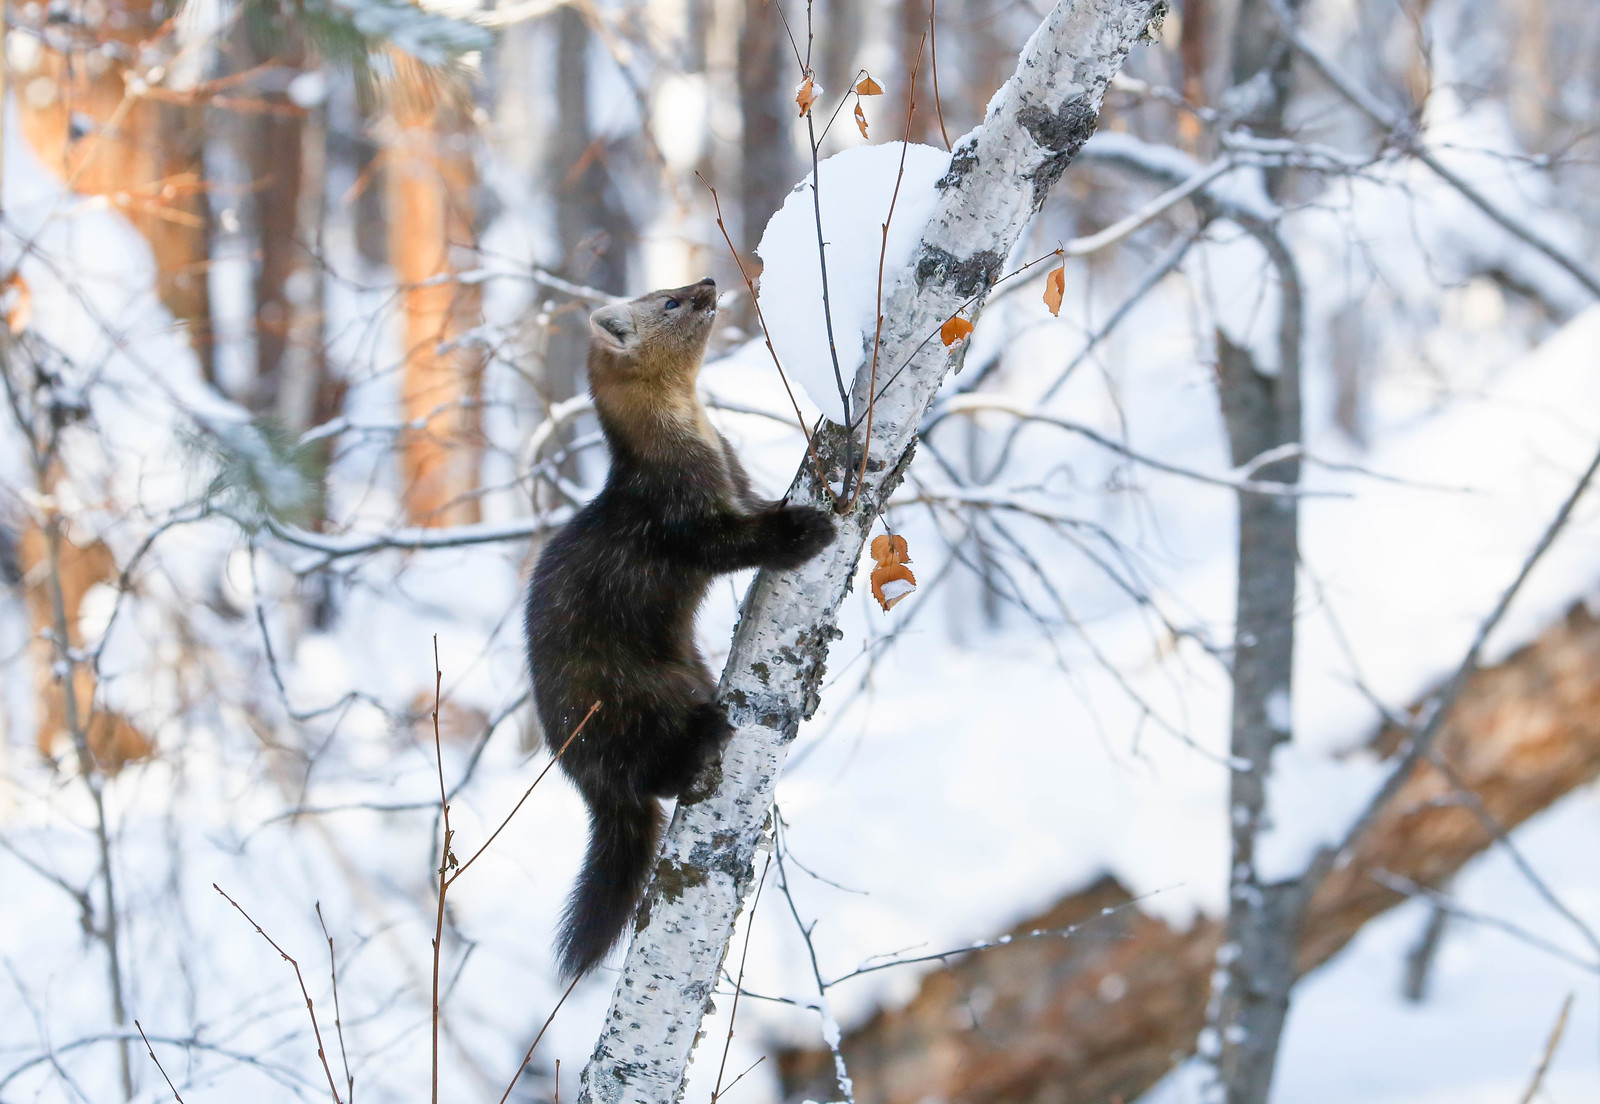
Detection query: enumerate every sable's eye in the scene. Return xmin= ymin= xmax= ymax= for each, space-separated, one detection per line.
xmin=665 ymin=298 xmax=680 ymax=310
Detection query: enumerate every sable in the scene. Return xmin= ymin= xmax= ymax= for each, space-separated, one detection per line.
xmin=524 ymin=277 xmax=835 ymax=979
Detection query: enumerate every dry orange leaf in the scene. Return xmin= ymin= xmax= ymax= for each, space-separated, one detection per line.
xmin=940 ymin=315 xmax=974 ymax=346
xmin=796 ymin=75 xmax=818 ymax=117
xmin=2 ymin=272 xmax=31 ymax=335
xmin=856 ymin=75 xmax=883 ymax=96
xmin=871 ymin=534 xmax=910 ymax=563
xmin=869 ymin=533 xmax=916 ymax=612
xmin=854 ymin=102 xmax=869 ymax=139
xmin=1043 ymin=265 xmax=1066 ymax=317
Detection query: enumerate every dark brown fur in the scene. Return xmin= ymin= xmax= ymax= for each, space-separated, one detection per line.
xmin=524 ymin=277 xmax=835 ymax=978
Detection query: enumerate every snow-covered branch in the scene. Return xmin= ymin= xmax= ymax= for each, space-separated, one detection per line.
xmin=576 ymin=1 xmax=1168 ymax=1099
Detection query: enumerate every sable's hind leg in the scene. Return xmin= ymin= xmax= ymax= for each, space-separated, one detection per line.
xmin=645 ymin=700 xmax=732 ymax=799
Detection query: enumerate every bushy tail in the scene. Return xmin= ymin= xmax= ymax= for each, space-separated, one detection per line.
xmin=558 ymin=796 xmax=663 ymax=978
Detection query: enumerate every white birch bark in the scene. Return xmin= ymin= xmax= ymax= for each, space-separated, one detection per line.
xmin=578 ymin=2 xmax=1168 ymax=1098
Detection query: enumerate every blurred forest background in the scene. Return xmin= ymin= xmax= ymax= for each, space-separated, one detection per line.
xmin=1 ymin=0 xmax=1599 ymax=1101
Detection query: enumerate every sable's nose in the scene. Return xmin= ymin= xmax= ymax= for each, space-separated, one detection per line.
xmin=691 ymin=277 xmax=717 ymax=311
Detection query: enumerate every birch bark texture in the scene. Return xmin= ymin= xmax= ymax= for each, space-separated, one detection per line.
xmin=577 ymin=2 xmax=1167 ymax=1099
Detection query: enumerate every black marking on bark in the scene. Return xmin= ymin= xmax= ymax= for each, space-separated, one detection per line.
xmin=654 ymin=858 xmax=708 ymax=904
xmin=937 ymin=138 xmax=980 ymax=190
xmin=805 ymin=420 xmax=853 ymax=496
xmin=1017 ymin=93 xmax=1099 ymax=207
xmin=686 ymin=831 xmax=748 ymax=881
xmin=1141 ymin=3 xmax=1169 ymax=42
xmin=785 ymin=620 xmax=844 ymax=722
xmin=914 ymin=245 xmax=1005 ymax=297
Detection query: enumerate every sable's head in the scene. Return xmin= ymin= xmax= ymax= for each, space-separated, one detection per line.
xmin=586 ymin=277 xmax=718 ymax=390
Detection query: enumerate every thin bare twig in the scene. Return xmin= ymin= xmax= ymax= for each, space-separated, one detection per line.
xmin=710 ymin=853 xmax=772 ymax=1103
xmin=817 ymin=67 xmax=870 ymax=145
xmin=825 ymin=888 xmax=1166 ymax=985
xmin=774 ymin=825 xmax=855 ymax=1104
xmin=134 ymin=1022 xmax=184 ymax=1103
xmin=844 ymin=34 xmax=924 ymax=511
xmin=263 ymin=513 xmax=567 ymax=576
xmin=807 ymin=94 xmax=852 ymax=427
xmin=446 ymin=700 xmax=600 ymax=886
xmin=314 ymin=903 xmax=354 ymax=1104
xmin=1371 ymin=872 xmax=1599 ymax=975
xmin=929 ymin=0 xmax=951 ymax=150
xmin=497 ymin=974 xmax=582 ymax=1104
xmin=429 ymin=637 xmax=451 ymax=1104
xmin=718 ymin=1055 xmax=768 ymax=1101
xmin=1328 ymin=436 xmax=1600 ymax=867
xmin=1062 ymin=155 xmax=1237 ymax=257
xmin=860 ymin=243 xmax=1128 ymax=424
xmin=922 ymin=396 xmax=1333 ymax=497
xmin=1424 ymin=752 xmax=1600 ymax=964
xmin=1517 ymin=994 xmax=1574 ymax=1104
xmin=213 ymin=884 xmax=345 ymax=1104
xmin=695 ymin=172 xmax=833 ymax=501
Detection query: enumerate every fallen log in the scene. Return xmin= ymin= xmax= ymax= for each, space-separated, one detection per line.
xmin=779 ymin=601 xmax=1600 ymax=1103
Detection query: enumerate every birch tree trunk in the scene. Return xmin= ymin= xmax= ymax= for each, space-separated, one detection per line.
xmin=577 ymin=2 xmax=1167 ymax=1098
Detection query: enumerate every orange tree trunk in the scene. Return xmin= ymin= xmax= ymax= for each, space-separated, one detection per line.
xmin=12 ymin=0 xmax=213 ymax=373
xmin=386 ymin=76 xmax=483 ymax=527
xmin=16 ymin=508 xmax=151 ymax=775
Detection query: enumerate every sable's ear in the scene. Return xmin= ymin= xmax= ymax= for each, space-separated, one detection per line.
xmin=589 ymin=304 xmax=637 ymax=352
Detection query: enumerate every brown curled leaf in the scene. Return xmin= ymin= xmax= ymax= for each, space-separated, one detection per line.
xmin=796 ymin=75 xmax=818 ymax=117
xmin=869 ymin=534 xmax=916 ymax=611
xmin=871 ymin=562 xmax=917 ymax=610
xmin=871 ymin=534 xmax=911 ymax=565
xmin=3 ymin=272 xmax=32 ymax=335
xmin=1043 ymin=264 xmax=1066 ymax=317
xmin=856 ymin=75 xmax=883 ymax=96
xmin=940 ymin=315 xmax=974 ymax=346
xmin=855 ymin=102 xmax=869 ymax=139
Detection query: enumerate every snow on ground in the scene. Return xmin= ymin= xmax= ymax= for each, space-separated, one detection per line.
xmin=1149 ymin=789 xmax=1600 ymax=1104
xmin=2 ymin=69 xmax=1600 ymax=1104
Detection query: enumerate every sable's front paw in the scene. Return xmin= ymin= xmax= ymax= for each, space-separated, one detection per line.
xmin=763 ymin=506 xmax=836 ymax=568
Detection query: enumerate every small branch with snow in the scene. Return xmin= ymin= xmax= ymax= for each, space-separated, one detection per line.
xmin=263 ymin=513 xmax=569 ymax=575
xmin=923 ymin=394 xmax=1334 ymax=497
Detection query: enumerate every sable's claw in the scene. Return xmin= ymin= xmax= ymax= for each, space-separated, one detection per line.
xmin=765 ymin=506 xmax=835 ymax=567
